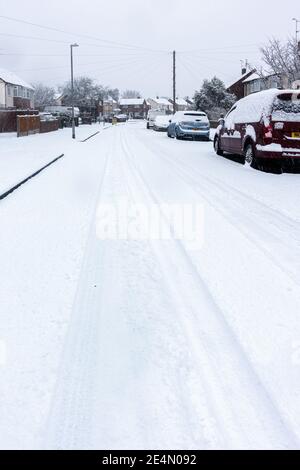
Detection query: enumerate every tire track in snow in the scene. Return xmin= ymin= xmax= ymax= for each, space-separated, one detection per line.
xmin=120 ymin=125 xmax=300 ymax=449
xmin=146 ymin=130 xmax=300 ymax=227
xmin=43 ymin=133 xmax=114 ymax=449
xmin=115 ymin=133 xmax=223 ymax=449
xmin=133 ymin=131 xmax=300 ymax=286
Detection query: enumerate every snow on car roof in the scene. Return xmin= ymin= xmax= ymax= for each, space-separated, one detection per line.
xmin=0 ymin=68 xmax=34 ymax=90
xmin=175 ymin=110 xmax=207 ymax=117
xmin=227 ymin=89 xmax=300 ymax=126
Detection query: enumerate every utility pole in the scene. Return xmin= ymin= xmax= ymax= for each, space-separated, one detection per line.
xmin=293 ymin=18 xmax=299 ymax=44
xmin=70 ymin=43 xmax=79 ymax=139
xmin=173 ymin=50 xmax=176 ymax=114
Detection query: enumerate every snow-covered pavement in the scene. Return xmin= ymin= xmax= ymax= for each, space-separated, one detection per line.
xmin=0 ymin=121 xmax=300 ymax=450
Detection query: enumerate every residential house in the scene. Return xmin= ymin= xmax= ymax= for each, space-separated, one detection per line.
xmin=119 ymin=98 xmax=148 ymax=118
xmin=101 ymin=96 xmax=119 ymax=117
xmin=147 ymin=97 xmax=173 ymax=113
xmin=226 ymin=69 xmax=257 ymax=100
xmin=243 ymin=72 xmax=282 ymax=96
xmin=168 ymin=98 xmax=190 ymax=111
xmin=0 ymin=69 xmax=34 ymax=109
xmin=227 ymin=68 xmax=290 ymax=100
xmin=54 ymin=92 xmax=64 ymax=106
xmin=185 ymin=97 xmax=195 ymax=109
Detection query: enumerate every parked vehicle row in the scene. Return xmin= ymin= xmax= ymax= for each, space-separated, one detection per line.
xmin=146 ymin=89 xmax=300 ymax=172
xmin=214 ymin=89 xmax=300 ymax=171
xmin=167 ymin=111 xmax=210 ymax=141
xmin=147 ymin=110 xmax=211 ymax=141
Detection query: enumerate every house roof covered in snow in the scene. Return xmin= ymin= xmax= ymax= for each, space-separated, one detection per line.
xmin=175 ymin=98 xmax=189 ymax=106
xmin=0 ymin=68 xmax=34 ymax=90
xmin=106 ymin=95 xmax=117 ymax=103
xmin=120 ymin=98 xmax=145 ymax=106
xmin=242 ymin=72 xmax=261 ymax=83
xmin=227 ymin=70 xmax=256 ymax=89
xmin=149 ymin=97 xmax=172 ymax=106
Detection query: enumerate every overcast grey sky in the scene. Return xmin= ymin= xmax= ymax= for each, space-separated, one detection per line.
xmin=0 ymin=0 xmax=298 ymax=97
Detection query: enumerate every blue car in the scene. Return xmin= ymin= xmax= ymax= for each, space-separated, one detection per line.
xmin=167 ymin=111 xmax=210 ymax=141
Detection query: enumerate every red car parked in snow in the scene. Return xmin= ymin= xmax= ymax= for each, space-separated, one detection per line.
xmin=214 ymin=89 xmax=300 ymax=172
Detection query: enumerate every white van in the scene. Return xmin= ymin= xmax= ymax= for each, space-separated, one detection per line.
xmin=147 ymin=109 xmax=168 ymax=129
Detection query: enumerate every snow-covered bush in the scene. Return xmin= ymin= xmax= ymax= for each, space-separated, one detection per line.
xmin=194 ymin=77 xmax=236 ymax=120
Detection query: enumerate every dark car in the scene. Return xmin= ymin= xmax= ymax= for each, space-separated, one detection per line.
xmin=214 ymin=89 xmax=300 ymax=171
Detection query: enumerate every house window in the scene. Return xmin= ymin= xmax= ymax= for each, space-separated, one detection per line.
xmin=7 ymin=86 xmax=12 ymax=96
xmin=13 ymin=86 xmax=18 ymax=97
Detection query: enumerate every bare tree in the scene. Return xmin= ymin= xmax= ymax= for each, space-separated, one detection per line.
xmin=60 ymin=77 xmax=119 ymax=108
xmin=33 ymin=83 xmax=56 ymax=110
xmin=260 ymin=38 xmax=300 ymax=85
xmin=122 ymin=89 xmax=141 ymax=99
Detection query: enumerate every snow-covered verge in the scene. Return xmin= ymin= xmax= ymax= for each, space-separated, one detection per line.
xmin=0 ymin=121 xmax=300 ymax=450
xmin=0 ymin=127 xmax=111 ymax=449
xmin=0 ymin=124 xmax=104 ymax=194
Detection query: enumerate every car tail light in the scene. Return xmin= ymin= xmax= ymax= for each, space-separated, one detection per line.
xmin=263 ymin=123 xmax=273 ymax=143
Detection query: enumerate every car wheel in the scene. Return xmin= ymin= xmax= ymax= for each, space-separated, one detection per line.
xmin=214 ymin=136 xmax=223 ymax=156
xmin=244 ymin=143 xmax=257 ymax=169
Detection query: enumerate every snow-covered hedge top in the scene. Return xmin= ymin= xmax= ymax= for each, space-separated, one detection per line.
xmin=225 ymin=89 xmax=300 ymax=128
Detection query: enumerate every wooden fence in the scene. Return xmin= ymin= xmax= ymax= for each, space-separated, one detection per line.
xmin=40 ymin=120 xmax=59 ymax=134
xmin=0 ymin=110 xmax=38 ymax=133
xmin=17 ymin=115 xmax=40 ymax=137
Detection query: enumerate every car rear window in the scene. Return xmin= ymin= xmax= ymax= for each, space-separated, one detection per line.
xmin=184 ymin=113 xmax=206 ymax=117
xmin=272 ymin=93 xmax=300 ymax=120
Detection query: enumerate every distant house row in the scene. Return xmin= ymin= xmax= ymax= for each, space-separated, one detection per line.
xmin=118 ymin=97 xmax=193 ymax=119
xmin=0 ymin=69 xmax=193 ymax=119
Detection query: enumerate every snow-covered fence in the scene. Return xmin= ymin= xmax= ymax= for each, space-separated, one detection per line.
xmin=40 ymin=119 xmax=59 ymax=134
xmin=0 ymin=109 xmax=39 ymax=133
xmin=17 ymin=115 xmax=40 ymax=137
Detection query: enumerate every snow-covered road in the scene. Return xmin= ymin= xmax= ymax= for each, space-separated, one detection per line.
xmin=1 ymin=121 xmax=300 ymax=450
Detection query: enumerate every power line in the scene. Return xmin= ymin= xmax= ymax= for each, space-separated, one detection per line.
xmin=0 ymin=31 xmax=169 ymax=53
xmin=0 ymin=14 xmax=168 ymax=53
xmin=178 ymin=43 xmax=262 ymax=54
xmin=11 ymin=54 xmax=149 ymax=73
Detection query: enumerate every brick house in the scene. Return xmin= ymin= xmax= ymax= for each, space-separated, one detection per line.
xmin=227 ymin=69 xmax=256 ymax=100
xmin=119 ymin=98 xmax=148 ymax=118
xmin=243 ymin=72 xmax=285 ymax=96
xmin=0 ymin=69 xmax=34 ymax=109
xmin=227 ymin=69 xmax=289 ymax=100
